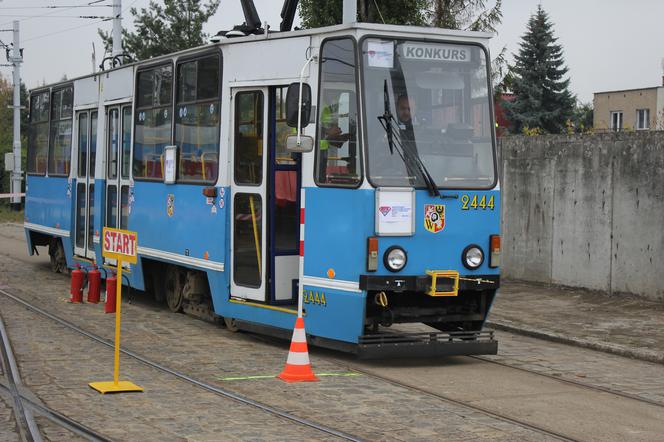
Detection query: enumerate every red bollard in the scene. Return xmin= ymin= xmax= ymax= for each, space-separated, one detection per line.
xmin=105 ymin=273 xmax=117 ymax=314
xmin=87 ymin=265 xmax=101 ymax=304
xmin=70 ymin=264 xmax=84 ymax=303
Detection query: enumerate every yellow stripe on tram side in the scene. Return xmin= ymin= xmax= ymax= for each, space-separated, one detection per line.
xmin=229 ymin=298 xmax=299 ymax=315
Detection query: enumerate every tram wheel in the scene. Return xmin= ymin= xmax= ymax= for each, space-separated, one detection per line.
xmin=165 ymin=266 xmax=184 ymax=313
xmin=223 ymin=317 xmax=239 ymax=332
xmin=49 ymin=239 xmax=68 ymax=275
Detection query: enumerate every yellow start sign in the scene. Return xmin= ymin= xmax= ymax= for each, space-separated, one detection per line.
xmin=102 ymin=227 xmax=138 ymax=264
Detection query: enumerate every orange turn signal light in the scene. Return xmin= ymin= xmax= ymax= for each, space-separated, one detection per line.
xmin=367 ymin=237 xmax=378 ymax=272
xmin=489 ymin=234 xmax=501 ymax=268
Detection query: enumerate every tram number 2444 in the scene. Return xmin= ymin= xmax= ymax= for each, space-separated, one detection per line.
xmin=460 ymin=194 xmax=495 ymax=211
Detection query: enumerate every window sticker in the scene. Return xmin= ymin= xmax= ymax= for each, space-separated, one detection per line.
xmin=367 ymin=40 xmax=394 ymax=68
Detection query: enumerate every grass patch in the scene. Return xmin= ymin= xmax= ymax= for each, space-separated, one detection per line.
xmin=0 ymin=205 xmax=23 ymax=223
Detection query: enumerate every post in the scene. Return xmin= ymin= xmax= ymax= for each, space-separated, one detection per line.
xmin=297 ymin=188 xmax=305 ymax=318
xmin=10 ymin=20 xmax=22 ymax=210
xmin=114 ymin=260 xmax=123 ymax=385
xmin=111 ymin=0 xmax=123 ymax=59
xmin=343 ymin=0 xmax=357 ymax=24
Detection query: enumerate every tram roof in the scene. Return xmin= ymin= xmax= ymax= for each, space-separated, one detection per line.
xmin=30 ymin=22 xmax=493 ymax=93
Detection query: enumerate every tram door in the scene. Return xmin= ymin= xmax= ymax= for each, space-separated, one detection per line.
xmin=230 ymin=87 xmax=301 ymax=303
xmin=73 ymin=110 xmax=98 ymax=259
xmin=231 ymin=88 xmax=268 ymax=301
xmin=104 ymin=104 xmax=132 ymax=259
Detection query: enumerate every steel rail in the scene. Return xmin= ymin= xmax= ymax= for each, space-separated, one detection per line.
xmin=0 ymin=312 xmax=42 ymax=442
xmin=471 ymin=355 xmax=664 ymax=409
xmin=0 ymin=288 xmax=363 ymax=442
xmin=334 ymin=363 xmax=579 ymax=442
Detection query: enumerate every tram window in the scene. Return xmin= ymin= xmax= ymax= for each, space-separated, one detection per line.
xmin=315 ymin=38 xmax=360 ymax=187
xmin=48 ymin=86 xmax=74 ymax=176
xmin=233 ymin=193 xmax=262 ymax=288
xmin=121 ymin=107 xmax=131 ymax=179
xmin=107 ymin=109 xmax=119 ymax=180
xmin=133 ymin=64 xmax=173 ymax=180
xmin=90 ymin=111 xmax=98 ymax=177
xmin=120 ymin=185 xmax=129 ymax=230
xmin=77 ymin=113 xmax=88 ymax=178
xmin=27 ymin=91 xmax=50 ymax=175
xmin=275 ymin=87 xmax=296 ymax=165
xmin=234 ymin=91 xmax=264 ymax=185
xmin=175 ymin=54 xmax=221 ymax=183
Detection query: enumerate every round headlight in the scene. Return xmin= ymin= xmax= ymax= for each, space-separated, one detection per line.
xmin=462 ymin=245 xmax=484 ymax=270
xmin=384 ymin=246 xmax=407 ymax=272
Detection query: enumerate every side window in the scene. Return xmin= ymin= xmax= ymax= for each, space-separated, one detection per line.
xmin=275 ymin=86 xmax=296 ymax=165
xmin=234 ymin=91 xmax=264 ymax=185
xmin=175 ymin=54 xmax=221 ymax=183
xmin=121 ymin=106 xmax=131 ymax=179
xmin=133 ymin=64 xmax=173 ymax=180
xmin=315 ymin=38 xmax=360 ymax=186
xmin=27 ymin=91 xmax=50 ymax=175
xmin=48 ymin=86 xmax=73 ymax=176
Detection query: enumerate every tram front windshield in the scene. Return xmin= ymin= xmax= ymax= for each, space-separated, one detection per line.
xmin=362 ymin=38 xmax=495 ymax=189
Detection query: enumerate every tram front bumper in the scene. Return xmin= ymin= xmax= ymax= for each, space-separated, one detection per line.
xmin=359 ymin=273 xmax=499 ymax=294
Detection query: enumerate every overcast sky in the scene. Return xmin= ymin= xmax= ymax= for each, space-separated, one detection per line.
xmin=0 ymin=0 xmax=662 ymax=103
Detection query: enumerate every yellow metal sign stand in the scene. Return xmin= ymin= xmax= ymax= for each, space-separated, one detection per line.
xmin=90 ymin=228 xmax=144 ymax=394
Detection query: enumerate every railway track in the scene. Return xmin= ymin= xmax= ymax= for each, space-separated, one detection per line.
xmin=0 ymin=288 xmax=362 ymax=442
xmin=0 ymin=311 xmax=112 ymax=442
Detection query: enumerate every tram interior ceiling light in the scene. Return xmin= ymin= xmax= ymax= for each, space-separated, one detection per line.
xmin=384 ymin=246 xmax=407 ymax=272
xmin=462 ymin=245 xmax=484 ymax=270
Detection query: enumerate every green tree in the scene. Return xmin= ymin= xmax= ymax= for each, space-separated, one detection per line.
xmin=572 ymin=101 xmax=593 ymax=132
xmin=428 ymin=0 xmax=502 ymax=32
xmin=504 ymin=5 xmax=575 ymax=134
xmin=299 ymin=0 xmax=428 ymax=28
xmin=99 ymin=0 xmax=220 ymax=62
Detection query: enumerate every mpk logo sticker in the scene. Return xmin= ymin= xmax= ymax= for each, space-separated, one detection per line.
xmin=424 ymin=204 xmax=445 ymax=233
xmin=378 ymin=206 xmax=392 ymax=216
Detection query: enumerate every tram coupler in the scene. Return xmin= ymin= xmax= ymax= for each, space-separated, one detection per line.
xmin=87 ymin=265 xmax=101 ymax=304
xmin=105 ymin=273 xmax=117 ymax=313
xmin=69 ymin=264 xmax=84 ymax=303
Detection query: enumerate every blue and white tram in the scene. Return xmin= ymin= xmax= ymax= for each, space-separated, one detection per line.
xmin=24 ymin=20 xmax=501 ymax=357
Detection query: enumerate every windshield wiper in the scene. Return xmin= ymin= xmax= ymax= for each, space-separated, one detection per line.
xmin=376 ymin=80 xmax=440 ymax=197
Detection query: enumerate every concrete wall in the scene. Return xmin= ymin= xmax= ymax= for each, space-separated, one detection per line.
xmin=500 ymin=132 xmax=664 ymax=301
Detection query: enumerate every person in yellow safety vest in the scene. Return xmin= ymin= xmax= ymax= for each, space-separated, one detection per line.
xmin=318 ymin=103 xmax=351 ymax=182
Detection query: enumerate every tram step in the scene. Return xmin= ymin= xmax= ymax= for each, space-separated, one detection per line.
xmin=357 ymin=330 xmax=497 ymax=359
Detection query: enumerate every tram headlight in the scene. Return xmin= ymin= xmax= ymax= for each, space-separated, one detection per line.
xmin=462 ymin=245 xmax=484 ymax=270
xmin=384 ymin=246 xmax=407 ymax=272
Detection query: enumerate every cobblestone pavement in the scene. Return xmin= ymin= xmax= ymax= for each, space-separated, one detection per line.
xmin=2 ymin=222 xmax=664 ymax=441
xmin=489 ymin=281 xmax=664 ymax=364
xmin=0 ymin=252 xmax=553 ymax=439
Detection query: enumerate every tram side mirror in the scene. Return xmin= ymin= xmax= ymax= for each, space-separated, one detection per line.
xmin=286 ymin=82 xmax=312 ymax=129
xmin=286 ymin=134 xmax=314 ymax=152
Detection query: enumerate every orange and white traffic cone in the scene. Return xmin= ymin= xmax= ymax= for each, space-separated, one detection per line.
xmin=277 ymin=317 xmax=319 ymax=383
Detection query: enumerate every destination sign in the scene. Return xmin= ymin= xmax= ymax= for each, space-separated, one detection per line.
xmin=102 ymin=227 xmax=138 ymax=264
xmin=400 ymin=43 xmax=472 ymax=62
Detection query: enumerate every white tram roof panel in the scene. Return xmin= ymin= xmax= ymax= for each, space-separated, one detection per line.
xmin=31 ymin=22 xmax=493 ymax=93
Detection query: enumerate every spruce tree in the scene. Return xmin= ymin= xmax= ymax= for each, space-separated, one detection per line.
xmin=504 ymin=5 xmax=575 ymax=134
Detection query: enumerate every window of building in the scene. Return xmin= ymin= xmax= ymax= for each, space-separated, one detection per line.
xmin=636 ymin=109 xmax=650 ymax=130
xmin=48 ymin=86 xmax=73 ymax=176
xmin=315 ymin=38 xmax=361 ymax=187
xmin=610 ymin=111 xmax=623 ymax=132
xmin=175 ymin=54 xmax=221 ymax=183
xmin=133 ymin=64 xmax=173 ymax=180
xmin=27 ymin=91 xmax=50 ymax=175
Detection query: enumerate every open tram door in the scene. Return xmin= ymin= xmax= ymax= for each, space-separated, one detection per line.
xmin=230 ymin=86 xmax=301 ymax=303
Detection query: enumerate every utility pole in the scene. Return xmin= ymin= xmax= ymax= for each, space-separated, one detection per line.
xmin=9 ymin=20 xmax=22 ymax=211
xmin=111 ymin=0 xmax=123 ymax=60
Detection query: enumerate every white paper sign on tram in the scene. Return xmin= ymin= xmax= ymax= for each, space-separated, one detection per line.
xmin=102 ymin=227 xmax=138 ymax=264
